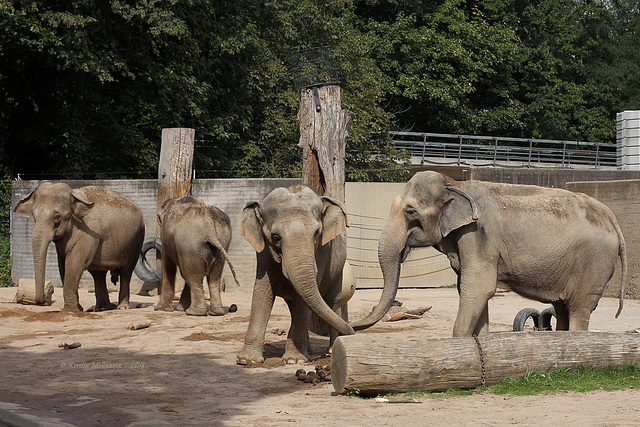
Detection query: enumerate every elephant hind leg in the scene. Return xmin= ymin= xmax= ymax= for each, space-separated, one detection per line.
xmin=283 ymin=296 xmax=312 ymax=364
xmin=90 ymin=270 xmax=115 ymax=311
xmin=552 ymin=302 xmax=570 ymax=330
xmin=179 ymin=261 xmax=207 ymax=316
xmin=116 ymin=263 xmax=135 ymax=309
xmin=176 ymin=282 xmax=191 ymax=311
xmin=206 ymin=258 xmax=225 ymax=316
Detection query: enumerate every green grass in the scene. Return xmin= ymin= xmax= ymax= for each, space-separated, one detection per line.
xmin=384 ymin=365 xmax=640 ymax=399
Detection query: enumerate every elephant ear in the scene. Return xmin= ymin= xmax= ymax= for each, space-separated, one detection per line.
xmin=70 ymin=189 xmax=94 ymax=221
xmin=439 ymin=186 xmax=479 ymax=238
xmin=321 ymin=196 xmax=348 ymax=246
xmin=14 ymin=190 xmax=36 ymax=219
xmin=240 ymin=201 xmax=265 ymax=252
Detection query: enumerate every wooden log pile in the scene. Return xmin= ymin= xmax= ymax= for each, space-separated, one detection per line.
xmin=331 ymin=332 xmax=640 ymax=395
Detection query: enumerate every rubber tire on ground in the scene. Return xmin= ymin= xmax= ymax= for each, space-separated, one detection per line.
xmin=134 ymin=237 xmax=162 ymax=283
xmin=512 ymin=307 xmax=541 ymax=331
xmin=539 ymin=306 xmax=556 ymax=331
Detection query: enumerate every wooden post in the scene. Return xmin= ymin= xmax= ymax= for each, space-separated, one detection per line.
xmin=140 ymin=128 xmax=194 ymax=296
xmin=157 ymin=128 xmax=195 ymax=222
xmin=332 ymin=332 xmax=640 ymax=395
xmin=298 ymin=85 xmax=352 ymax=201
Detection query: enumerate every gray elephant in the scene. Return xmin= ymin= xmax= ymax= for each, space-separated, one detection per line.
xmin=351 ymin=171 xmax=627 ymax=336
xmin=236 ymin=185 xmax=355 ymax=365
xmin=14 ymin=182 xmax=145 ymax=312
xmin=155 ymin=196 xmax=240 ymax=316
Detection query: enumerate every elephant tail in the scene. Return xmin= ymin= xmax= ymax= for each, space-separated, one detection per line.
xmin=615 ymin=221 xmax=627 ymax=319
xmin=206 ymin=233 xmax=241 ymax=288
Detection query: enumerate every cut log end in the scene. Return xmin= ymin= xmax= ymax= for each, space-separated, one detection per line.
xmin=15 ymin=279 xmax=54 ymax=305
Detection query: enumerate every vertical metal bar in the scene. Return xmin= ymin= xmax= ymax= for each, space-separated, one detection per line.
xmin=422 ymin=134 xmax=427 ymax=163
xmin=561 ymin=142 xmax=566 ymax=168
xmin=595 ymin=143 xmax=600 ymax=169
xmin=458 ymin=135 xmax=462 ymax=164
xmin=493 ymin=137 xmax=498 ymax=167
xmin=527 ymin=139 xmax=532 ymax=168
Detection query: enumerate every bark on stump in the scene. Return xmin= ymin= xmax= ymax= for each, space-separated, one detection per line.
xmin=332 ymin=332 xmax=640 ymax=395
xmin=15 ymin=278 xmax=53 ymax=305
xmin=297 ymin=85 xmax=352 ymax=201
xmin=157 ymin=127 xmax=195 ymax=216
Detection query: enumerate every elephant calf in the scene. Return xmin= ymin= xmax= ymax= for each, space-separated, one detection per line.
xmin=155 ymin=196 xmax=239 ymax=316
xmin=14 ymin=182 xmax=145 ymax=312
xmin=351 ymin=171 xmax=628 ymax=337
xmin=236 ymin=185 xmax=355 ymax=365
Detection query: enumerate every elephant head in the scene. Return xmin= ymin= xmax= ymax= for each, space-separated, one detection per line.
xmin=350 ymin=171 xmax=477 ymax=330
xmin=14 ymin=182 xmax=93 ymax=304
xmin=241 ymin=185 xmax=354 ymax=336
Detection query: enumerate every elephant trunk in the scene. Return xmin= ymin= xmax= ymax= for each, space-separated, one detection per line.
xmin=283 ymin=251 xmax=354 ymax=336
xmin=32 ymin=224 xmax=54 ymax=305
xmin=350 ymin=197 xmax=406 ymax=331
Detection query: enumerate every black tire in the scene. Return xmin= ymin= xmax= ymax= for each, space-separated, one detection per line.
xmin=539 ymin=307 xmax=556 ymax=331
xmin=512 ymin=308 xmax=541 ymax=331
xmin=134 ymin=237 xmax=162 ymax=283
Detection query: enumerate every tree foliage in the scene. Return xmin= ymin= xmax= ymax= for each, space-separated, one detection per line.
xmin=0 ymin=0 xmax=638 ymax=181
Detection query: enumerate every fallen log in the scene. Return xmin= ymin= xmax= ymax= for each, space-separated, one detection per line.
xmin=331 ymin=331 xmax=640 ymax=395
xmin=14 ymin=279 xmax=54 ymax=305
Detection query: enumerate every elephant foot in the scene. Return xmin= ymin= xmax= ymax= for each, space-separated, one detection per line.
xmin=155 ymin=303 xmax=174 ymax=312
xmin=61 ymin=303 xmax=83 ymax=313
xmin=175 ymin=303 xmax=189 ymax=311
xmin=117 ymin=302 xmax=130 ymax=310
xmin=94 ymin=302 xmax=117 ymax=312
xmin=282 ymin=350 xmax=310 ymax=365
xmin=236 ymin=347 xmax=264 ymax=365
xmin=208 ymin=306 xmax=225 ymax=316
xmin=186 ymin=305 xmax=207 ymax=316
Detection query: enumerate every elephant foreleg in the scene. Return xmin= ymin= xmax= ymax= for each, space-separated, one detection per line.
xmin=237 ymin=275 xmax=275 ymax=365
xmin=60 ymin=260 xmax=85 ymax=313
xmin=453 ymin=265 xmax=497 ymax=337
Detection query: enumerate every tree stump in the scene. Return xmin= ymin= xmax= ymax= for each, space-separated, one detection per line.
xmin=15 ymin=278 xmax=53 ymax=305
xmin=298 ymin=85 xmax=352 ymax=201
xmin=332 ymin=332 xmax=640 ymax=395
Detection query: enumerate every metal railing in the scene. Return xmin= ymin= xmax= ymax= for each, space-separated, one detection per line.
xmin=389 ymin=132 xmax=617 ymax=169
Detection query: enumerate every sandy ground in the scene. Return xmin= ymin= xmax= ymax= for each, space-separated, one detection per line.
xmin=2 ymin=285 xmax=640 ymax=427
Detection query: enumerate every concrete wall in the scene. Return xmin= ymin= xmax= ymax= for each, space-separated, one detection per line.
xmin=468 ymin=168 xmax=640 ymax=188
xmin=11 ymin=179 xmax=299 ymax=293
xmin=565 ymin=180 xmax=640 ymax=300
xmin=13 ymin=170 xmax=637 ymax=296
xmin=12 ymin=178 xmax=458 ymax=294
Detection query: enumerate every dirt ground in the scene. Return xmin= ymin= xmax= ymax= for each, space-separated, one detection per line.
xmin=2 ymin=285 xmax=640 ymax=427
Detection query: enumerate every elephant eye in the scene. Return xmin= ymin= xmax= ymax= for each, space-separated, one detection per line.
xmin=405 ymin=207 xmax=418 ymax=218
xmin=271 ymin=233 xmax=281 ymax=246
xmin=53 ymin=213 xmax=62 ymax=224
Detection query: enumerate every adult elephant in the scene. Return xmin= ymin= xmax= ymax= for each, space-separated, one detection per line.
xmin=155 ymin=196 xmax=240 ymax=316
xmin=236 ymin=185 xmax=355 ymax=365
xmin=351 ymin=171 xmax=627 ymax=337
xmin=14 ymin=182 xmax=145 ymax=313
